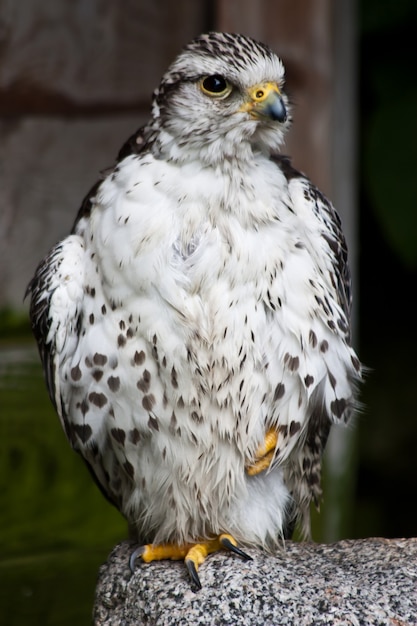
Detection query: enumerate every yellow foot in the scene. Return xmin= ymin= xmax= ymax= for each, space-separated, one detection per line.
xmin=129 ymin=533 xmax=252 ymax=589
xmin=245 ymin=427 xmax=279 ymax=476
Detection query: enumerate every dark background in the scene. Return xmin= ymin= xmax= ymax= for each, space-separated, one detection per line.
xmin=356 ymin=0 xmax=417 ymax=539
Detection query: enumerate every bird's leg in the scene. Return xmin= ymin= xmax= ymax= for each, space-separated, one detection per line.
xmin=130 ymin=533 xmax=252 ymax=589
xmin=245 ymin=427 xmax=279 ymax=476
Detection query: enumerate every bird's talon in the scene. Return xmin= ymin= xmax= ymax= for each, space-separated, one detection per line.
xmin=129 ymin=545 xmax=145 ymax=572
xmin=219 ymin=534 xmax=253 ymax=561
xmin=185 ymin=558 xmax=202 ymax=590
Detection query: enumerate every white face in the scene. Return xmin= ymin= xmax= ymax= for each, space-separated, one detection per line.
xmin=152 ymin=33 xmax=290 ymax=163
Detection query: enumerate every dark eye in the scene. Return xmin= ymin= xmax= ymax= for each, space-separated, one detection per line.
xmin=200 ymin=75 xmax=231 ymax=97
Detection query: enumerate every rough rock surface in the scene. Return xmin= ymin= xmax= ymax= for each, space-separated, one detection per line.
xmin=93 ymin=537 xmax=417 ymax=625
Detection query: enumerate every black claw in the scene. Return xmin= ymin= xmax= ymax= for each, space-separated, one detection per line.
xmin=129 ymin=546 xmax=144 ymax=573
xmin=220 ymin=537 xmax=253 ymax=561
xmin=185 ymin=558 xmax=202 ymax=590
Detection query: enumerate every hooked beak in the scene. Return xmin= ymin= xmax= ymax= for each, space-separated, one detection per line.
xmin=239 ymin=82 xmax=287 ymax=123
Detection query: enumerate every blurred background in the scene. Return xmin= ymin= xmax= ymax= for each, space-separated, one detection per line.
xmin=1 ymin=1 xmax=416 ymax=624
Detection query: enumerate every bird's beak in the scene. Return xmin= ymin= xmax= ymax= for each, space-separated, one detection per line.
xmin=239 ymin=82 xmax=287 ymax=123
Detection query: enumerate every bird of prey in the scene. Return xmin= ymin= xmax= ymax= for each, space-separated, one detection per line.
xmin=27 ymin=32 xmax=362 ymax=589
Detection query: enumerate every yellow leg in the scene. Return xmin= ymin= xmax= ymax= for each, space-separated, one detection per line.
xmin=139 ymin=542 xmax=193 ymax=562
xmin=246 ymin=427 xmax=279 ymax=476
xmin=130 ymin=533 xmax=252 ymax=589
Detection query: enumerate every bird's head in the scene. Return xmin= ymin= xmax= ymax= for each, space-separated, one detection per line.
xmin=151 ymin=32 xmax=290 ymax=165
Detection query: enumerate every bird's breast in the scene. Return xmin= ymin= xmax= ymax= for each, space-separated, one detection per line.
xmin=93 ymin=157 xmax=290 ymax=327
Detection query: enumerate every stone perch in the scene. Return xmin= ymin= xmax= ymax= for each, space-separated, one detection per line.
xmin=93 ymin=538 xmax=417 ymax=625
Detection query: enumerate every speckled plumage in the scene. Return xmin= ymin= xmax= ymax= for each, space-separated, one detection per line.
xmin=27 ymin=32 xmax=362 ymax=551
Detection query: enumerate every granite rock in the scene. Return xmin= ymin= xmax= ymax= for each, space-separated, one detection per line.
xmin=93 ymin=538 xmax=417 ymax=625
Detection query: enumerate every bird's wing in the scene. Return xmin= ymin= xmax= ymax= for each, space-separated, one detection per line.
xmin=26 ymin=126 xmax=155 ymax=509
xmin=273 ymin=154 xmax=352 ymax=326
xmin=269 ymin=156 xmax=359 ymax=536
xmin=27 ymin=235 xmax=86 ymax=436
xmin=27 ymin=234 xmax=122 ymax=507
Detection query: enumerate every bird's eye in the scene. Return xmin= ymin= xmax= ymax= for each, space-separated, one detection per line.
xmin=200 ymin=75 xmax=231 ymax=98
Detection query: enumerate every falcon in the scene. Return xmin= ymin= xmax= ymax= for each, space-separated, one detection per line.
xmin=27 ymin=32 xmax=362 ymax=589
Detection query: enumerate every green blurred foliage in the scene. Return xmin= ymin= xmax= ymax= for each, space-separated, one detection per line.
xmin=360 ymin=0 xmax=417 ymax=32
xmin=365 ymin=90 xmax=417 ymax=267
xmin=0 ymin=349 xmax=126 ymax=557
xmin=361 ymin=0 xmax=417 ymax=268
xmin=0 ymin=553 xmax=104 ymax=626
xmin=0 ymin=347 xmax=126 ymax=624
xmin=0 ymin=308 xmax=32 ymax=340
